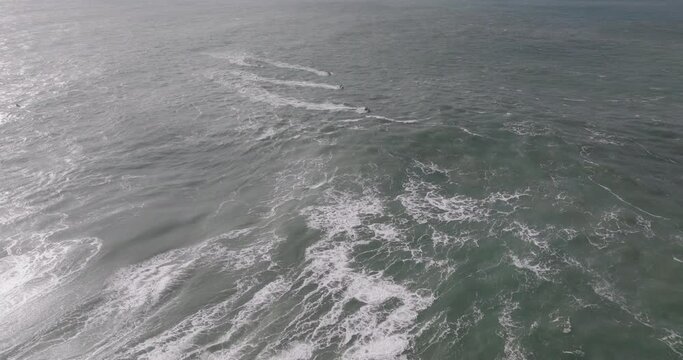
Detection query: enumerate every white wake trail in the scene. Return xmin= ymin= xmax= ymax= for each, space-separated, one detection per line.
xmin=229 ymin=70 xmax=341 ymax=90
xmin=258 ymin=58 xmax=332 ymax=77
xmin=208 ymin=75 xmax=367 ymax=114
xmin=205 ymin=52 xmax=331 ymax=76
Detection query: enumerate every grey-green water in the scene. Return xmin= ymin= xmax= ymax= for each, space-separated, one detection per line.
xmin=1 ymin=0 xmax=683 ymax=359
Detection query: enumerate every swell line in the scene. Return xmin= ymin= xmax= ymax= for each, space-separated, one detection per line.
xmin=588 ymin=176 xmax=669 ymax=220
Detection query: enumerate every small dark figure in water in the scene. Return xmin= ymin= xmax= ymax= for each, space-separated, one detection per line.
xmin=16 ymin=103 xmax=21 ymax=108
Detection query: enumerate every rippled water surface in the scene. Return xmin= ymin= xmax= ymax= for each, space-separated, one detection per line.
xmin=2 ymin=0 xmax=683 ymax=359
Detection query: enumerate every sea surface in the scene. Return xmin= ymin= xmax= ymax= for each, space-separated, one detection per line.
xmin=1 ymin=0 xmax=683 ymax=359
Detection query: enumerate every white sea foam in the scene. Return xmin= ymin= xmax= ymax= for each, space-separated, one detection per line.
xmin=205 ymin=278 xmax=292 ymax=359
xmin=416 ymin=306 xmax=483 ymax=349
xmin=660 ymin=329 xmax=683 ymax=357
xmin=451 ymin=306 xmax=484 ymax=344
xmin=10 ymin=241 xmax=196 ymax=358
xmin=431 ymin=227 xmax=477 ymax=248
xmin=589 ymin=209 xmax=654 ymax=249
xmin=83 ymin=242 xmax=234 ymax=357
xmin=368 ymin=222 xmax=458 ymax=278
xmin=0 ymin=200 xmax=33 ymax=226
xmin=508 ymin=253 xmax=555 ymax=281
xmin=270 ymin=156 xmax=334 ymax=211
xmin=302 ymin=190 xmax=384 ymax=237
xmin=502 ymin=221 xmax=547 ymax=251
xmin=413 ymin=160 xmax=449 ymax=175
xmin=503 ymin=120 xmax=549 ymax=136
xmin=557 ymin=227 xmax=578 ymax=242
xmin=585 ymin=127 xmax=623 ymax=146
xmin=590 ymin=277 xmax=651 ymax=327
xmin=562 ymin=349 xmax=585 ymax=356
xmin=458 ymin=126 xmax=485 ymax=137
xmin=398 ymin=171 xmax=530 ymax=239
xmin=339 ymin=276 xmax=433 ymax=360
xmin=344 ymin=334 xmax=409 ymax=360
xmin=124 ymin=276 xmax=290 ymax=360
xmin=398 ymin=177 xmax=490 ymax=224
xmin=368 ymin=223 xmax=403 ymax=243
xmin=497 ymin=300 xmax=528 ymax=360
xmin=23 ymin=229 xmax=282 ymax=359
xmin=0 ymin=111 xmax=12 ymax=126
xmin=484 ymin=189 xmax=530 ymax=204
xmin=271 ymin=190 xmax=435 ymax=359
xmin=0 ymin=235 xmax=101 ymax=319
xmin=121 ymin=273 xmax=277 ymax=360
xmin=267 ymin=342 xmax=315 ymax=360
xmin=551 ymin=315 xmax=572 ymax=334
xmin=414 ymin=312 xmax=450 ymax=347
xmin=256 ymin=127 xmax=278 ymax=140
xmin=125 ymin=296 xmax=239 ymax=360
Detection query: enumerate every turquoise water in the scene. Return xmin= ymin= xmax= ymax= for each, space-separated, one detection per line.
xmin=1 ymin=0 xmax=682 ymax=359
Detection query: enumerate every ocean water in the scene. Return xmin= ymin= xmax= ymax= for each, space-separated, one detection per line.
xmin=1 ymin=0 xmax=683 ymax=359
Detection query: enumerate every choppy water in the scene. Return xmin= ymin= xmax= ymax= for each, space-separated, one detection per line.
xmin=2 ymin=0 xmax=683 ymax=359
